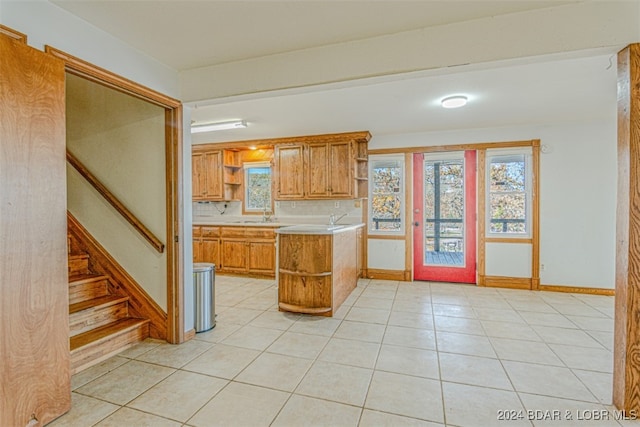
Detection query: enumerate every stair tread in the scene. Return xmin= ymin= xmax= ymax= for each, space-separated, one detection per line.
xmin=69 ymin=294 xmax=129 ymax=315
xmin=70 ymin=317 xmax=149 ymax=352
xmin=68 ymin=253 xmax=89 ymax=259
xmin=69 ymin=273 xmax=109 ymax=285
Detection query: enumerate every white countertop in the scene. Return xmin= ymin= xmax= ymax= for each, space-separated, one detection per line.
xmin=193 ymin=216 xmax=363 ymax=229
xmin=276 ymin=223 xmax=364 ymax=235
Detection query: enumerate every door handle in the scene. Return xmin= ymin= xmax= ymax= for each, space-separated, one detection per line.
xmin=413 ymin=222 xmax=419 ymax=227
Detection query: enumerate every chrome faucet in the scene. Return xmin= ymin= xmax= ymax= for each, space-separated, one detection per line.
xmin=262 ymin=207 xmax=273 ymax=223
xmin=329 ymin=213 xmax=347 ymax=225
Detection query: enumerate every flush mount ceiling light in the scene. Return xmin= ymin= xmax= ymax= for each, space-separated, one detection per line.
xmin=191 ymin=120 xmax=247 ymax=133
xmin=441 ymin=95 xmax=468 ymax=109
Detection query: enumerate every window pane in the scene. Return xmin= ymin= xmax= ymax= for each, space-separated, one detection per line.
xmin=490 ymin=156 xmax=525 ymax=192
xmin=246 ymin=167 xmax=271 ymax=210
xmin=372 ymin=165 xmax=401 ymax=194
xmin=370 ymin=161 xmax=402 ymax=232
xmin=489 ymin=193 xmax=526 ymax=232
xmin=488 ymin=154 xmax=527 ymax=234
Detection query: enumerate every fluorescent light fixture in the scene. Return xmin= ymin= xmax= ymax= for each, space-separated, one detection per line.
xmin=191 ymin=120 xmax=247 ymax=133
xmin=441 ymin=95 xmax=468 ymax=109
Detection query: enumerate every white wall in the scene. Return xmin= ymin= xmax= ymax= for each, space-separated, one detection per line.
xmin=369 ymin=120 xmax=617 ymax=289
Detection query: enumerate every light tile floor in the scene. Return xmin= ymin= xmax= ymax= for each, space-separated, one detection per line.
xmin=51 ymin=276 xmax=640 ymax=427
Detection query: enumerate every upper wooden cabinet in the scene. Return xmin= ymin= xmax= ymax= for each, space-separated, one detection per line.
xmin=194 ymin=131 xmax=370 ymax=202
xmin=307 ymin=141 xmax=352 ymax=198
xmin=274 ymin=144 xmax=305 ymax=199
xmin=192 ymin=148 xmax=243 ymax=201
xmin=274 ymin=132 xmax=370 ymax=200
xmin=192 ymin=150 xmax=223 ymax=200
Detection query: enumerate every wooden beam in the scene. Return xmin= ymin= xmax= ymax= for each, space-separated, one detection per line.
xmin=614 ymin=43 xmax=640 ymax=415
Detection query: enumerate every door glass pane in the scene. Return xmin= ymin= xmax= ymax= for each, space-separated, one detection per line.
xmin=424 ymin=158 xmax=464 ymax=266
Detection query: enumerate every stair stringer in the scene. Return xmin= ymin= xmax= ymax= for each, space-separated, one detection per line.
xmin=67 ymin=212 xmax=167 ymax=340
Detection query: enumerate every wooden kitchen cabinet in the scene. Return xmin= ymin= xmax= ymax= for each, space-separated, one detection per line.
xmin=192 ymin=150 xmax=223 ymax=200
xmin=193 ymin=226 xmax=220 ymax=267
xmin=274 ymin=135 xmax=369 ymax=200
xmin=278 ymin=226 xmax=360 ymax=316
xmin=219 ymin=226 xmax=276 ymax=276
xmin=307 ymin=141 xmax=352 ymax=198
xmin=274 ymin=144 xmax=305 ymax=199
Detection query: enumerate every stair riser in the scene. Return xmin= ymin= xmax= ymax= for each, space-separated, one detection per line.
xmin=69 ymin=279 xmax=109 ymax=304
xmin=70 ymin=321 xmax=149 ymax=374
xmin=69 ymin=301 xmax=130 ymax=337
xmin=68 ymin=257 xmax=89 ymax=276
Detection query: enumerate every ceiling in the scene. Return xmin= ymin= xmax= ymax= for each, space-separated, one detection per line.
xmin=50 ymin=1 xmax=618 ymax=144
xmin=51 ymin=1 xmax=570 ymax=71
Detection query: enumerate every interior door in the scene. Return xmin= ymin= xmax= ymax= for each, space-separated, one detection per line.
xmin=413 ymin=151 xmax=477 ymax=283
xmin=0 ymin=32 xmax=71 ymax=425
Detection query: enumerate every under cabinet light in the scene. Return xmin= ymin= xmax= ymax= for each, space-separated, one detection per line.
xmin=191 ymin=120 xmax=247 ymax=133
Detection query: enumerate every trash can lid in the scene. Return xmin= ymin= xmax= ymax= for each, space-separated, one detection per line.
xmin=193 ymin=262 xmax=215 ymax=272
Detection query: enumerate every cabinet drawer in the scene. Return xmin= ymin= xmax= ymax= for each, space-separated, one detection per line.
xmin=192 ymin=226 xmax=202 ymax=237
xmin=221 ymin=226 xmax=246 ymax=238
xmin=245 ymin=227 xmax=276 ymax=239
xmin=201 ymin=226 xmax=220 ymax=237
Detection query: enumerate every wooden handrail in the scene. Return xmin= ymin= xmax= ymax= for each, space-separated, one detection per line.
xmin=66 ymin=150 xmax=165 ymax=253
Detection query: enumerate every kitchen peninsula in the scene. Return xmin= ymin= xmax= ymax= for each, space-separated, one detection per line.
xmin=276 ymin=223 xmax=364 ymax=316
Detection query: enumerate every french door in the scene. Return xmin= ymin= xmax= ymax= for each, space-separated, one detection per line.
xmin=413 ymin=151 xmax=477 ymax=283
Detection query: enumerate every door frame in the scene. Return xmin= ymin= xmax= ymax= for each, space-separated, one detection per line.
xmin=44 ymin=47 xmax=186 ymax=344
xmin=368 ymin=140 xmax=540 ymax=288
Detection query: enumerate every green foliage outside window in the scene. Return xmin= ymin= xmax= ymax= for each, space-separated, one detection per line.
xmin=489 ymin=156 xmax=526 ymax=233
xmin=371 ymin=162 xmax=402 ymax=231
xmin=246 ymin=167 xmax=271 ymax=210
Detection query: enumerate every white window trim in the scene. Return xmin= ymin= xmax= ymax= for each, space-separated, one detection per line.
xmin=486 ymin=147 xmax=533 ymax=238
xmin=368 ymin=154 xmax=405 ymax=236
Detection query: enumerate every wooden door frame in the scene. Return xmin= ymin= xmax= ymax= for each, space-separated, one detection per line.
xmin=370 ymin=139 xmax=540 ymax=287
xmin=44 ymin=47 xmax=185 ymax=344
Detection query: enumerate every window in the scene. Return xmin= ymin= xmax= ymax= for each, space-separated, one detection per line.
xmin=487 ymin=152 xmax=530 ymax=235
xmin=244 ymin=162 xmax=272 ymax=212
xmin=369 ymin=156 xmax=404 ymax=233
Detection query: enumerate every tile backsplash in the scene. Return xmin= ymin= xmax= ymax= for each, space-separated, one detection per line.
xmin=193 ymin=199 xmax=364 ymax=223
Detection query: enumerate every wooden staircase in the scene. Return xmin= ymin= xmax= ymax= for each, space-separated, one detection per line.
xmin=67 ymin=235 xmax=150 ymax=374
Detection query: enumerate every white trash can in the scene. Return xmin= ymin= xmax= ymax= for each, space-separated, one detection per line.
xmin=193 ymin=263 xmax=216 ymax=332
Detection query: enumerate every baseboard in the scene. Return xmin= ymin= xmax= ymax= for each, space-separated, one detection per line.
xmin=539 ymin=284 xmax=615 ymax=296
xmin=480 ymin=275 xmax=532 ymax=290
xmin=477 ymin=274 xmax=614 ymax=295
xmin=184 ymin=328 xmax=196 ymax=341
xmin=366 ymin=268 xmax=411 ymax=281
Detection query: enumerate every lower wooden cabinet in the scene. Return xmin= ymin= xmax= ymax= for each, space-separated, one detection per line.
xmin=193 ymin=226 xmax=220 ymax=268
xmin=220 ymin=239 xmax=249 ymax=272
xmin=194 ymin=225 xmax=276 ymax=277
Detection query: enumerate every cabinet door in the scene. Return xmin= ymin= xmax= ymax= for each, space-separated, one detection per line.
xmin=306 ymin=143 xmax=330 ymax=198
xmin=275 ymin=145 xmax=305 ymax=199
xmin=0 ymin=32 xmax=71 ymax=426
xmin=193 ymin=238 xmax=202 ymax=262
xmin=221 ymin=239 xmax=248 ymax=272
xmin=202 ymin=238 xmax=220 ymax=267
xmin=328 ymin=141 xmax=353 ymax=197
xmin=248 ymin=240 xmax=276 ymax=275
xmin=192 ymin=153 xmax=206 ymax=200
xmin=204 ymin=150 xmax=224 ymax=200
